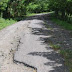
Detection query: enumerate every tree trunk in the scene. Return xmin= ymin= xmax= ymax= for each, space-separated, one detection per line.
xmin=0 ymin=12 xmax=3 ymax=18
xmin=61 ymin=11 xmax=65 ymax=20
xmin=55 ymin=10 xmax=58 ymax=18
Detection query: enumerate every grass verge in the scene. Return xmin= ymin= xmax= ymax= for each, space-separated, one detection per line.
xmin=51 ymin=18 xmax=72 ymax=30
xmin=51 ymin=44 xmax=72 ymax=72
xmin=51 ymin=44 xmax=61 ymax=51
xmin=0 ymin=18 xmax=16 ymax=30
xmin=26 ymin=12 xmax=54 ymax=17
xmin=59 ymin=49 xmax=72 ymax=72
xmin=46 ymin=16 xmax=72 ymax=72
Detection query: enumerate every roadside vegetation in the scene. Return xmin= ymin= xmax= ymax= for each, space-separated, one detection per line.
xmin=52 ymin=17 xmax=72 ymax=30
xmin=49 ymin=1 xmax=72 ymax=71
xmin=0 ymin=18 xmax=16 ymax=30
xmin=60 ymin=49 xmax=72 ymax=71
xmin=52 ymin=44 xmax=72 ymax=72
xmin=50 ymin=43 xmax=72 ymax=72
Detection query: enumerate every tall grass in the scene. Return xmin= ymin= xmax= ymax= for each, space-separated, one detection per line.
xmin=60 ymin=49 xmax=72 ymax=72
xmin=52 ymin=18 xmax=72 ymax=30
xmin=0 ymin=18 xmax=16 ymax=30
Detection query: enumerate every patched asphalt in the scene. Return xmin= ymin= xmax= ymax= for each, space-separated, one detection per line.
xmin=14 ymin=18 xmax=68 ymax=72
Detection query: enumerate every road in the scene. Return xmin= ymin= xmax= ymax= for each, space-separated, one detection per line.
xmin=0 ymin=14 xmax=70 ymax=72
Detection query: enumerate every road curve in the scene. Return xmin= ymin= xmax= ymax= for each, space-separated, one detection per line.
xmin=14 ymin=15 xmax=69 ymax=72
xmin=0 ymin=14 xmax=69 ymax=72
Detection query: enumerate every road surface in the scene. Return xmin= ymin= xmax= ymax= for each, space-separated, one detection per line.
xmin=0 ymin=14 xmax=70 ymax=72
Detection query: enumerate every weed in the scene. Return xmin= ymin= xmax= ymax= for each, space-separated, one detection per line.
xmin=0 ymin=18 xmax=16 ymax=30
xmin=51 ymin=18 xmax=72 ymax=30
xmin=59 ymin=49 xmax=72 ymax=72
xmin=51 ymin=44 xmax=61 ymax=51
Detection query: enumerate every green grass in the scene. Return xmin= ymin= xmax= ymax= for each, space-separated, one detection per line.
xmin=26 ymin=12 xmax=54 ymax=17
xmin=26 ymin=13 xmax=36 ymax=16
xmin=0 ymin=18 xmax=16 ymax=30
xmin=59 ymin=49 xmax=72 ymax=72
xmin=51 ymin=44 xmax=61 ymax=51
xmin=50 ymin=44 xmax=72 ymax=72
xmin=52 ymin=18 xmax=72 ymax=30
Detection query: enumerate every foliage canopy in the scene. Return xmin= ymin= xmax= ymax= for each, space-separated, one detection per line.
xmin=0 ymin=0 xmax=72 ymax=22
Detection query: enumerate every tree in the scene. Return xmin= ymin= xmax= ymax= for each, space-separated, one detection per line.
xmin=66 ymin=0 xmax=72 ymax=16
xmin=49 ymin=0 xmax=67 ymax=18
xmin=26 ymin=0 xmax=49 ymax=13
xmin=7 ymin=0 xmax=26 ymax=17
xmin=7 ymin=0 xmax=35 ymax=18
xmin=49 ymin=0 xmax=72 ymax=21
xmin=66 ymin=0 xmax=72 ymax=22
xmin=0 ymin=0 xmax=9 ymax=17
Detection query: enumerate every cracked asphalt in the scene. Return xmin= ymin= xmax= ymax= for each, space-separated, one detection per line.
xmin=0 ymin=13 xmax=70 ymax=72
xmin=0 ymin=21 xmax=35 ymax=72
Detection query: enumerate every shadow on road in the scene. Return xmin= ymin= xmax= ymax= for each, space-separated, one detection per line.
xmin=24 ymin=13 xmax=70 ymax=72
xmin=28 ymin=28 xmax=68 ymax=72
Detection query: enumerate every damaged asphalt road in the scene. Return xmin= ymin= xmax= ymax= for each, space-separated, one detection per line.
xmin=0 ymin=14 xmax=70 ymax=72
xmin=0 ymin=20 xmax=35 ymax=72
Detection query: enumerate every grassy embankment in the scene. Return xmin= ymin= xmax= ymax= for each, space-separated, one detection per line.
xmin=51 ymin=16 xmax=72 ymax=72
xmin=52 ymin=18 xmax=72 ymax=30
xmin=0 ymin=18 xmax=16 ymax=30
xmin=51 ymin=44 xmax=72 ymax=72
